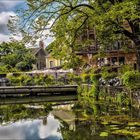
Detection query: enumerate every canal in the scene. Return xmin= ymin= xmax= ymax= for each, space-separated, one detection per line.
xmin=0 ymin=101 xmax=140 ymax=140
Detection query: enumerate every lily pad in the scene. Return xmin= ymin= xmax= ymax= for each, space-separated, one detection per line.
xmin=100 ymin=132 xmax=108 ymax=137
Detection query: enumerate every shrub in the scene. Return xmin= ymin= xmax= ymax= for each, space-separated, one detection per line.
xmin=116 ymin=92 xmax=130 ymax=106
xmin=102 ymin=72 xmax=118 ymax=81
xmin=16 ymin=61 xmax=31 ymax=71
xmin=122 ymin=70 xmax=140 ymax=89
xmin=90 ymin=74 xmax=101 ymax=84
xmin=81 ymin=73 xmax=91 ymax=83
xmin=7 ymin=74 xmax=33 ymax=86
xmin=33 ymin=74 xmax=45 ymax=85
xmin=44 ymin=75 xmax=55 ymax=85
xmin=65 ymin=73 xmax=81 ymax=84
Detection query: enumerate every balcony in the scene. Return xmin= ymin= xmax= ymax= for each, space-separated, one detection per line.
xmin=75 ymin=44 xmax=98 ymax=55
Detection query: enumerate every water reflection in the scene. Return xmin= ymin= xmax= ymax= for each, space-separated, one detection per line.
xmin=39 ymin=113 xmax=62 ymax=140
xmin=0 ymin=113 xmax=62 ymax=140
xmin=0 ymin=103 xmax=139 ymax=140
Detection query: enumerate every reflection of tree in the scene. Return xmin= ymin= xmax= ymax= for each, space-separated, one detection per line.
xmin=0 ymin=104 xmax=50 ymax=124
xmin=58 ymin=106 xmax=103 ymax=140
xmin=61 ymin=119 xmax=104 ymax=140
xmin=61 ymin=102 xmax=140 ymax=140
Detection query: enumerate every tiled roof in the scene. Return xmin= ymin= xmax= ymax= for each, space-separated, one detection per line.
xmin=29 ymin=47 xmax=41 ymax=55
xmin=29 ymin=47 xmax=48 ymax=56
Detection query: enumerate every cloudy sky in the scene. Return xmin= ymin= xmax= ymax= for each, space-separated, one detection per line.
xmin=0 ymin=0 xmax=26 ymax=42
xmin=0 ymin=0 xmax=53 ymax=46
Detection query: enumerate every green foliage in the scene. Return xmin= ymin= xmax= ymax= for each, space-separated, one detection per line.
xmin=7 ymin=74 xmax=32 ymax=86
xmin=16 ymin=61 xmax=31 ymax=71
xmin=122 ymin=71 xmax=140 ymax=89
xmin=0 ymin=41 xmax=36 ymax=71
xmin=44 ymin=103 xmax=53 ymax=113
xmin=0 ymin=104 xmax=51 ymax=123
xmin=81 ymin=73 xmax=90 ymax=83
xmin=7 ymin=0 xmax=140 ymax=72
xmin=33 ymin=74 xmax=45 ymax=85
xmin=65 ymin=73 xmax=81 ymax=85
xmin=102 ymin=72 xmax=118 ymax=81
xmin=119 ymin=65 xmax=132 ymax=75
xmin=7 ymin=73 xmax=55 ymax=86
xmin=0 ymin=65 xmax=10 ymax=73
xmin=100 ymin=132 xmax=108 ymax=137
xmin=73 ymin=75 xmax=81 ymax=84
xmin=89 ymin=85 xmax=98 ymax=98
xmin=90 ymin=74 xmax=101 ymax=84
xmin=101 ymin=67 xmax=118 ymax=80
xmin=112 ymin=129 xmax=140 ymax=140
xmin=64 ymin=55 xmax=84 ymax=69
xmin=44 ymin=74 xmax=55 ymax=85
xmin=116 ymin=92 xmax=130 ymax=106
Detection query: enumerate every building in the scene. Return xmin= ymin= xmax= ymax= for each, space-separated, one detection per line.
xmin=46 ymin=52 xmax=62 ymax=69
xmin=30 ymin=41 xmax=47 ymax=70
xmin=30 ymin=41 xmax=63 ymax=70
xmin=75 ymin=27 xmax=137 ymax=72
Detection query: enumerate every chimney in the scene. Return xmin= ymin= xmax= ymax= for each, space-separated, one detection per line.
xmin=39 ymin=40 xmax=45 ymax=49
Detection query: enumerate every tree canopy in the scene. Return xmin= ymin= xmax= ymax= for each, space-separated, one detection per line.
xmin=0 ymin=41 xmax=36 ymax=72
xmin=21 ymin=0 xmax=140 ymax=70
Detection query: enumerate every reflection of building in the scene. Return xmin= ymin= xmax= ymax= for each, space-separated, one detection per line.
xmin=75 ymin=27 xmax=137 ymax=71
xmin=39 ymin=113 xmax=62 ymax=139
xmin=52 ymin=109 xmax=76 ymax=131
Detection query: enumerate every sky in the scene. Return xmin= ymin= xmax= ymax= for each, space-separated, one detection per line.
xmin=0 ymin=0 xmax=26 ymax=42
xmin=0 ymin=0 xmax=53 ymax=47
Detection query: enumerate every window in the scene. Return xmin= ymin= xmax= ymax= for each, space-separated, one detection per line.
xmin=119 ymin=57 xmax=125 ymax=65
xmin=113 ymin=41 xmax=121 ymax=50
xmin=50 ymin=61 xmax=54 ymax=68
xmin=134 ymin=63 xmax=137 ymax=70
xmin=111 ymin=57 xmax=117 ymax=65
xmin=60 ymin=60 xmax=63 ymax=65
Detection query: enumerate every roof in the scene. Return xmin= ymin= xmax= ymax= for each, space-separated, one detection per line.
xmin=29 ymin=47 xmax=48 ymax=56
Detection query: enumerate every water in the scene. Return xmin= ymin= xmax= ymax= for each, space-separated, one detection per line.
xmin=0 ymin=103 xmax=139 ymax=140
xmin=0 ymin=113 xmax=62 ymax=140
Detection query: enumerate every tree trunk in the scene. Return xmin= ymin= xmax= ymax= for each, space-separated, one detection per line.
xmin=134 ymin=41 xmax=140 ymax=72
xmin=136 ymin=47 xmax=140 ymax=72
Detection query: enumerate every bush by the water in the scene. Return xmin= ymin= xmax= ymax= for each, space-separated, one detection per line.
xmin=122 ymin=71 xmax=140 ymax=89
xmin=7 ymin=73 xmax=55 ymax=86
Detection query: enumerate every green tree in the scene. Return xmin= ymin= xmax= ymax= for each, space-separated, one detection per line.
xmin=0 ymin=41 xmax=36 ymax=71
xmin=20 ymin=0 xmax=140 ymax=70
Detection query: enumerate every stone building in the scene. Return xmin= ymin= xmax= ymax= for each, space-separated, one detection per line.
xmin=30 ymin=41 xmax=63 ymax=70
xmin=30 ymin=41 xmax=46 ymax=70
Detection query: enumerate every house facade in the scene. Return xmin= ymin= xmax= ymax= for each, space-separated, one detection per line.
xmin=30 ymin=40 xmax=63 ymax=70
xmin=30 ymin=41 xmax=46 ymax=70
xmin=75 ymin=27 xmax=137 ymax=72
xmin=46 ymin=53 xmax=62 ymax=69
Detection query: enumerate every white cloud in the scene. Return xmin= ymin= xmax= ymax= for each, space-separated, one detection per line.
xmin=0 ymin=11 xmax=16 ymax=25
xmin=0 ymin=11 xmax=22 ymax=42
xmin=0 ymin=33 xmax=22 ymax=43
xmin=0 ymin=0 xmax=54 ymax=45
xmin=0 ymin=34 xmax=10 ymax=42
xmin=0 ymin=0 xmax=24 ymax=42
